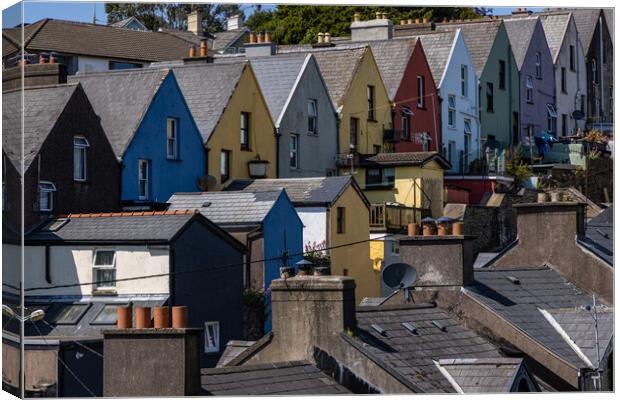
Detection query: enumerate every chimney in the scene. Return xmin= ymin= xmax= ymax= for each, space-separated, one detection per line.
xmin=103 ymin=307 xmax=202 ymax=396
xmin=351 ymin=12 xmax=393 ymax=41
xmin=187 ymin=11 xmax=202 ymax=36
xmin=182 ymin=39 xmax=213 ymax=64
xmin=2 ymin=62 xmax=68 ymax=91
xmin=243 ymin=32 xmax=277 ymax=57
xmin=353 ymin=12 xmax=361 ymax=22
xmin=398 ymin=235 xmax=475 ymax=288
xmin=269 ymin=276 xmax=356 ymax=361
xmin=226 ymin=14 xmax=243 ymax=31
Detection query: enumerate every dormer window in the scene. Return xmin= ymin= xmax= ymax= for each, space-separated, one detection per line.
xmin=73 ymin=136 xmax=89 ymax=181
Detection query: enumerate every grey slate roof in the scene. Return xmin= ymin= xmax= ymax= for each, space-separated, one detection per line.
xmin=537 ymin=13 xmax=573 ymax=62
xmin=26 ymin=211 xmax=198 ymax=242
xmin=68 ymin=68 xmax=169 ymax=159
xmin=278 ymin=45 xmax=367 ymax=107
xmin=244 ymin=53 xmax=310 ymax=124
xmin=603 ymin=9 xmax=613 ymax=45
xmin=353 ymin=303 xmax=507 ymax=393
xmin=2 ymin=84 xmax=78 ymax=172
xmin=167 ymin=191 xmax=281 ymax=226
xmin=366 ymin=38 xmax=417 ymax=100
xmin=435 ymin=21 xmax=502 ymax=76
xmin=170 ymin=62 xmax=247 ymax=144
xmin=358 ymin=151 xmax=451 ymax=168
xmin=466 ymin=267 xmax=609 ymax=369
xmin=568 ymin=8 xmax=603 ymax=51
xmin=416 ymin=31 xmax=457 ymax=87
xmin=579 ymin=205 xmax=613 ymax=265
xmin=201 ymin=360 xmax=351 ymax=395
xmin=503 ymin=17 xmax=540 ymax=69
xmin=438 ymin=358 xmax=524 ymax=393
xmin=211 ymin=28 xmax=249 ymax=51
xmin=224 ymin=176 xmax=363 ymax=207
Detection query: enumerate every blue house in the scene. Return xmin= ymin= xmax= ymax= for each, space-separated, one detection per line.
xmin=69 ymin=68 xmax=206 ymax=205
xmin=167 ymin=189 xmax=303 ymax=332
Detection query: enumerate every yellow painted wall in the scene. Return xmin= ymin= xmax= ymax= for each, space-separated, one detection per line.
xmin=338 ymin=49 xmax=392 ymax=155
xmin=353 ymin=160 xmax=445 ymax=217
xmin=328 ymin=185 xmax=379 ymax=301
xmin=207 ymin=65 xmax=277 ymax=189
xmin=369 ymin=240 xmax=384 ymax=274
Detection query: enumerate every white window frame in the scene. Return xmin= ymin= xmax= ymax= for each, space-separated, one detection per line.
xmin=526 ymin=77 xmax=533 ymax=103
xmin=204 ymin=321 xmax=220 ymax=353
xmin=73 ymin=137 xmax=89 ymax=182
xmin=166 ymin=118 xmax=178 ymax=160
xmin=138 ymin=159 xmax=149 ymax=200
xmin=416 ymin=76 xmax=424 ymax=108
xmin=240 ymin=112 xmax=250 ymax=150
xmin=220 ymin=150 xmax=231 ymax=182
xmin=460 ymin=65 xmax=468 ymax=97
xmin=535 ymin=52 xmax=542 ymax=78
xmin=39 ymin=181 xmax=56 ymax=212
xmin=307 ymin=99 xmax=318 ymax=134
xmin=447 ymin=95 xmax=456 ymax=128
xmin=93 ymin=249 xmax=117 ymax=291
xmin=290 ymin=134 xmax=299 ymax=169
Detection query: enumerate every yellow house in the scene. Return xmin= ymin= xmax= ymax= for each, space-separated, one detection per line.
xmin=172 ymin=61 xmax=276 ymax=189
xmin=282 ymin=45 xmax=392 ymax=156
xmin=224 ymin=176 xmax=379 ymax=301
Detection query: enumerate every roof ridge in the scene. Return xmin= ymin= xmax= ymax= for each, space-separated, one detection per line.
xmin=2 ymin=82 xmax=78 ymax=94
xmin=57 ymin=210 xmax=199 ymax=218
xmin=72 ymin=67 xmax=170 ymax=79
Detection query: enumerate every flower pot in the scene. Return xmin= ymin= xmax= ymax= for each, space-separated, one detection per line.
xmin=550 ymin=191 xmax=562 ymax=202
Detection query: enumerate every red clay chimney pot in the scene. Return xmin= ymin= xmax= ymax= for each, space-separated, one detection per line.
xmin=135 ymin=307 xmax=152 ymax=329
xmin=153 ymin=306 xmax=169 ymax=328
xmin=117 ymin=306 xmax=133 ymax=329
xmin=172 ymin=306 xmax=188 ymax=328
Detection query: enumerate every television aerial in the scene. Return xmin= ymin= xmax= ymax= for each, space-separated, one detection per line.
xmin=381 ymin=262 xmax=418 ymax=302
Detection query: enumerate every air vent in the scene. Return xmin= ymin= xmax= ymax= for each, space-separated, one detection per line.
xmin=371 ymin=324 xmax=387 ymax=336
xmin=402 ymin=322 xmax=418 ymax=335
xmin=506 ymin=276 xmax=520 ymax=285
xmin=202 ymin=202 xmax=212 ymax=207
xmin=431 ymin=320 xmax=447 ymax=332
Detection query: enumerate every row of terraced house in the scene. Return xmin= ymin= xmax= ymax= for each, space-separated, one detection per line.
xmin=1 ymin=7 xmax=614 ymax=397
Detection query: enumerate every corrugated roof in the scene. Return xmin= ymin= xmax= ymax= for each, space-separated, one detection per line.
xmin=224 ymin=176 xmax=359 ymax=207
xmin=503 ymin=17 xmax=540 ymax=69
xmin=466 ymin=267 xmax=609 ymax=369
xmin=416 ymin=31 xmax=457 ymax=87
xmin=2 ymin=18 xmax=195 ymax=61
xmin=167 ymin=191 xmax=281 ymax=226
xmin=435 ymin=20 xmax=502 ymax=76
xmin=244 ymin=53 xmax=309 ymax=123
xmin=68 ymin=68 xmax=170 ymax=159
xmin=2 ymin=84 xmax=78 ymax=172
xmin=354 ymin=304 xmax=507 ymax=393
xmin=201 ymin=360 xmax=351 ymax=395
xmin=170 ymin=62 xmax=247 ymax=144
xmin=26 ymin=211 xmax=197 ymax=242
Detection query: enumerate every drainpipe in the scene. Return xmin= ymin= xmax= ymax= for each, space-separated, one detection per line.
xmin=335 ymin=113 xmax=340 ymax=174
xmin=598 ymin=15 xmax=604 ymax=130
xmin=508 ymin=42 xmax=514 ymax=151
xmin=274 ymin=127 xmax=280 ymax=178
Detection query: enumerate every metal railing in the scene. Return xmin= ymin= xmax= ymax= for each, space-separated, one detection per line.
xmin=369 ymin=203 xmax=431 ymax=231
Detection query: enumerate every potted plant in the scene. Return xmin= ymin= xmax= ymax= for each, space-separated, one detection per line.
xmin=304 ymin=240 xmax=331 ymax=274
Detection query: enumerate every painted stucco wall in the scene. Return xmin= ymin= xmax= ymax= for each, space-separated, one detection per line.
xmin=122 ymin=74 xmax=206 ymax=202
xmin=297 ymin=207 xmax=328 ymax=247
xmin=328 ymin=185 xmax=375 ymax=300
xmin=479 ymin=23 xmax=521 ymax=149
xmin=518 ymin=21 xmax=556 ymax=142
xmin=552 ymin=17 xmax=587 ymax=135
xmin=208 ymin=66 xmax=277 ymax=189
xmin=337 ymin=49 xmax=392 ymax=155
xmin=439 ymin=31 xmax=481 ymax=173
xmin=77 ymin=56 xmax=112 ymax=73
xmin=394 ymin=41 xmax=442 ymax=153
xmin=277 ymin=57 xmax=339 ymax=177
xmin=19 ymin=245 xmax=169 ymax=297
xmin=355 ymin=160 xmax=446 ymax=217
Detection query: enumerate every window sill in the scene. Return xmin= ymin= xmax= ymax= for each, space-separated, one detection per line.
xmin=526 ymin=101 xmax=534 ymax=105
xmin=73 ymin=178 xmax=89 ymax=183
xmin=307 ymin=132 xmax=319 ymax=136
xmin=240 ymin=147 xmax=252 ymax=152
xmin=367 ymin=118 xmax=378 ymax=123
xmin=416 ymin=105 xmax=426 ymax=110
xmin=447 ymin=125 xmax=457 ymax=131
xmin=166 ymin=157 xmax=182 ymax=162
xmin=486 ymin=110 xmax=494 ymax=113
xmin=93 ymin=289 xmax=117 ymax=296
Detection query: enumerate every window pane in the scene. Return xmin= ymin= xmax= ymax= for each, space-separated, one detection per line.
xmin=384 ymin=168 xmax=395 ymax=184
xmin=51 ymin=304 xmax=88 ymax=324
xmin=74 ymin=146 xmax=85 ymax=180
xmin=96 ymin=269 xmax=116 ymax=287
xmin=39 ymin=191 xmax=51 ymax=211
xmin=94 ymin=250 xmax=115 ymax=266
xmin=92 ymin=305 xmax=119 ymax=324
xmin=205 ymin=322 xmax=220 ymax=353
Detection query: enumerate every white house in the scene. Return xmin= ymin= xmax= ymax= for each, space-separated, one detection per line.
xmin=418 ymin=30 xmax=480 ymax=173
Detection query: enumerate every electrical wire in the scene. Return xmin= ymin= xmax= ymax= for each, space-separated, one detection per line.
xmin=22 ymin=232 xmax=398 ymax=292
xmin=39 ymin=319 xmax=104 ymax=358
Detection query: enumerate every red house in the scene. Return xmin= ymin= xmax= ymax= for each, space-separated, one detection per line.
xmin=369 ymin=37 xmax=441 ymax=153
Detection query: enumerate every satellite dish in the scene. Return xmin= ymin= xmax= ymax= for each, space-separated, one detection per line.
xmin=382 ymin=262 xmax=417 ymax=290
xmin=196 ymin=175 xmax=217 ymax=191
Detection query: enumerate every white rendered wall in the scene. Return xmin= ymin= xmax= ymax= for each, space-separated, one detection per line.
xmin=296 ymin=207 xmax=328 ymax=249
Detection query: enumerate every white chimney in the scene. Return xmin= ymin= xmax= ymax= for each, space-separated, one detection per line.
xmin=187 ymin=11 xmax=202 ymax=36
xmin=227 ymin=15 xmax=243 ymax=31
xmin=351 ymin=15 xmax=393 ymax=42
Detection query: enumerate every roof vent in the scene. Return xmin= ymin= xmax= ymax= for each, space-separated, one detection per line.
xmin=371 ymin=324 xmax=387 ymax=336
xmin=402 ymin=322 xmax=418 ymax=335
xmin=596 ymin=228 xmax=609 ymax=239
xmin=41 ymin=218 xmax=69 ymax=232
xmin=202 ymin=202 xmax=212 ymax=208
xmin=431 ymin=320 xmax=447 ymax=332
xmin=506 ymin=276 xmax=520 ymax=285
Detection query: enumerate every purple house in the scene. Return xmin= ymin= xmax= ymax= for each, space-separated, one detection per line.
xmin=504 ymin=17 xmax=556 ymax=151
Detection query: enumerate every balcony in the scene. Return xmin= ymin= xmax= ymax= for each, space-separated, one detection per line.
xmin=369 ymin=203 xmax=431 ymax=232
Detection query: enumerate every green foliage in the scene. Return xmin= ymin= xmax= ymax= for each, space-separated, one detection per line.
xmin=105 ymin=3 xmax=244 ymax=32
xmin=504 ymin=146 xmax=532 ymax=186
xmin=245 ymin=5 xmax=483 ymax=44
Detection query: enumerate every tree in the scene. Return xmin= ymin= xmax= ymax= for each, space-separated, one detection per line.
xmin=245 ymin=5 xmax=483 ymax=44
xmin=105 ymin=3 xmax=244 ymax=32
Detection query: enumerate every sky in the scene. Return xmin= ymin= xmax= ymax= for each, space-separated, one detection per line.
xmin=2 ymin=2 xmax=540 ymax=29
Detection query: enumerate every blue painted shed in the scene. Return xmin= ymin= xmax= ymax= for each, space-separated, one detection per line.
xmin=167 ymin=189 xmax=303 ymax=332
xmin=69 ymin=68 xmax=206 ymax=204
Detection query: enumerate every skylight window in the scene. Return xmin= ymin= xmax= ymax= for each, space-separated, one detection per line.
xmin=40 ymin=218 xmax=69 ymax=232
xmin=431 ymin=320 xmax=447 ymax=332
xmin=92 ymin=304 xmax=124 ymax=325
xmin=49 ymin=304 xmax=89 ymax=325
